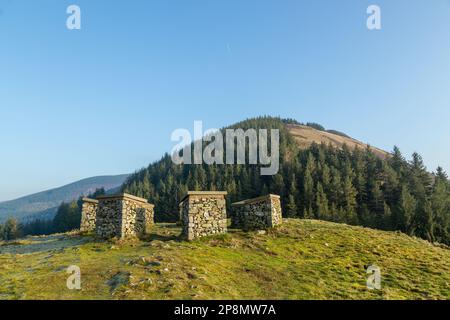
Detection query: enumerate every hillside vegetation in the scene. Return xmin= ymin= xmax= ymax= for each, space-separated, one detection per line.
xmin=122 ymin=117 xmax=450 ymax=246
xmin=0 ymin=219 xmax=449 ymax=300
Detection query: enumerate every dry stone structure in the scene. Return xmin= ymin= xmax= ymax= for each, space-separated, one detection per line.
xmin=80 ymin=198 xmax=99 ymax=232
xmin=81 ymin=193 xmax=154 ymax=239
xmin=179 ymin=191 xmax=228 ymax=241
xmin=231 ymin=194 xmax=282 ymax=231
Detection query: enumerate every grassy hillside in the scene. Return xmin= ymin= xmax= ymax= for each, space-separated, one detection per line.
xmin=0 ymin=219 xmax=449 ymax=300
xmin=0 ymin=174 xmax=130 ymax=222
xmin=286 ymin=124 xmax=389 ymax=159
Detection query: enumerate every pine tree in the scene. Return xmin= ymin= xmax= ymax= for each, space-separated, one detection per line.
xmin=270 ymin=174 xmax=284 ymax=198
xmin=414 ymin=200 xmax=435 ymax=242
xmin=1 ymin=218 xmax=20 ymax=241
xmin=302 ymin=153 xmax=316 ymax=211
xmin=286 ymin=174 xmax=299 ymax=217
xmin=342 ymin=175 xmax=357 ymax=221
xmin=436 ymin=166 xmax=449 ymax=182
xmin=329 ymin=168 xmax=342 ymax=209
xmin=410 ymin=152 xmax=432 ymax=199
xmin=382 ymin=202 xmax=393 ymax=230
xmin=315 ymin=182 xmax=329 ymax=220
xmin=286 ymin=195 xmax=298 ymax=218
xmin=303 ymin=205 xmax=314 ymax=219
xmin=52 ymin=201 xmax=81 ymax=233
xmin=369 ymin=182 xmax=384 ymax=227
xmin=397 ymin=185 xmax=416 ymax=235
xmin=431 ymin=178 xmax=449 ymax=244
xmin=389 ymin=146 xmax=406 ymax=179
xmin=321 ymin=163 xmax=331 ymax=194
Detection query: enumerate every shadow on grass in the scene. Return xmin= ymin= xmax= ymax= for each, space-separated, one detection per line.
xmin=145 ymin=233 xmax=182 ymax=242
xmin=142 ymin=223 xmax=184 ymax=243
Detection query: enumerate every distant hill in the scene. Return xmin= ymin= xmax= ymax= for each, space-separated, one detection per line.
xmin=0 ymin=219 xmax=448 ymax=299
xmin=0 ymin=174 xmax=130 ymax=222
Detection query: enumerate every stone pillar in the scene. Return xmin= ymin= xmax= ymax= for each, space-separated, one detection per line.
xmin=179 ymin=191 xmax=228 ymax=240
xmin=231 ymin=194 xmax=283 ymax=231
xmin=80 ymin=198 xmax=99 ymax=233
xmin=95 ymin=193 xmax=155 ymax=239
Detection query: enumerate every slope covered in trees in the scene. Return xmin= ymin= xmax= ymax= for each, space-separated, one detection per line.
xmin=121 ymin=117 xmax=450 ymax=245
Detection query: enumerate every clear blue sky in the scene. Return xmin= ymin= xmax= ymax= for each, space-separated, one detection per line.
xmin=1 ymin=0 xmax=450 ymax=201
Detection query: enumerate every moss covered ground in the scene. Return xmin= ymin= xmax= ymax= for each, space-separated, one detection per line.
xmin=0 ymin=219 xmax=449 ymax=300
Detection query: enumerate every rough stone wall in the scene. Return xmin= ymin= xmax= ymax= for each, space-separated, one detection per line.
xmin=95 ymin=197 xmax=124 ymax=239
xmin=95 ymin=194 xmax=154 ymax=239
xmin=180 ymin=192 xmax=228 ymax=240
xmin=231 ymin=194 xmax=282 ymax=231
xmin=80 ymin=198 xmax=98 ymax=233
xmin=121 ymin=198 xmax=154 ymax=238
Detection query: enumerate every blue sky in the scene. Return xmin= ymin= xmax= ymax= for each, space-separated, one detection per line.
xmin=1 ymin=0 xmax=450 ymax=201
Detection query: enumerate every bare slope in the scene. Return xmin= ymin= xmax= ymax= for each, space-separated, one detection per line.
xmin=286 ymin=124 xmax=389 ymax=159
xmin=0 ymin=220 xmax=448 ymax=300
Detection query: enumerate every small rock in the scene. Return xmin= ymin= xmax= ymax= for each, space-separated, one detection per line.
xmin=147 ymin=260 xmax=162 ymax=267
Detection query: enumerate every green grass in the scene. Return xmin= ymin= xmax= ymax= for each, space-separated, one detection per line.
xmin=0 ymin=219 xmax=449 ymax=300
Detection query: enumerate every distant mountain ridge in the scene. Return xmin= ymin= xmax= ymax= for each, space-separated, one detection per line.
xmin=0 ymin=174 xmax=130 ymax=222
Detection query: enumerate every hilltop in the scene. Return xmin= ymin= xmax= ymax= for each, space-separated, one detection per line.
xmin=286 ymin=124 xmax=389 ymax=159
xmin=0 ymin=219 xmax=449 ymax=300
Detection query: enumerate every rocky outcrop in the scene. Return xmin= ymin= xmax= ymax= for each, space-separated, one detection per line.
xmin=80 ymin=198 xmax=98 ymax=233
xmin=179 ymin=191 xmax=228 ymax=241
xmin=82 ymin=193 xmax=154 ymax=240
xmin=231 ymin=194 xmax=282 ymax=231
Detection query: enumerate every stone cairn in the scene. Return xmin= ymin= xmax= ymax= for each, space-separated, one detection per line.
xmin=179 ymin=191 xmax=228 ymax=241
xmin=231 ymin=194 xmax=283 ymax=231
xmin=81 ymin=193 xmax=154 ymax=240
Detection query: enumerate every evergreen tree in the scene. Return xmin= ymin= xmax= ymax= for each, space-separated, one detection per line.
xmin=315 ymin=182 xmax=329 ymax=220
xmin=52 ymin=201 xmax=81 ymax=233
xmin=1 ymin=218 xmax=20 ymax=241
xmin=397 ymin=185 xmax=417 ymax=235
xmin=342 ymin=175 xmax=358 ymax=224
xmin=302 ymin=153 xmax=315 ymax=211
xmin=414 ymin=200 xmax=435 ymax=242
xmin=431 ymin=178 xmax=449 ymax=243
xmin=286 ymin=195 xmax=298 ymax=218
xmin=382 ymin=202 xmax=393 ymax=230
